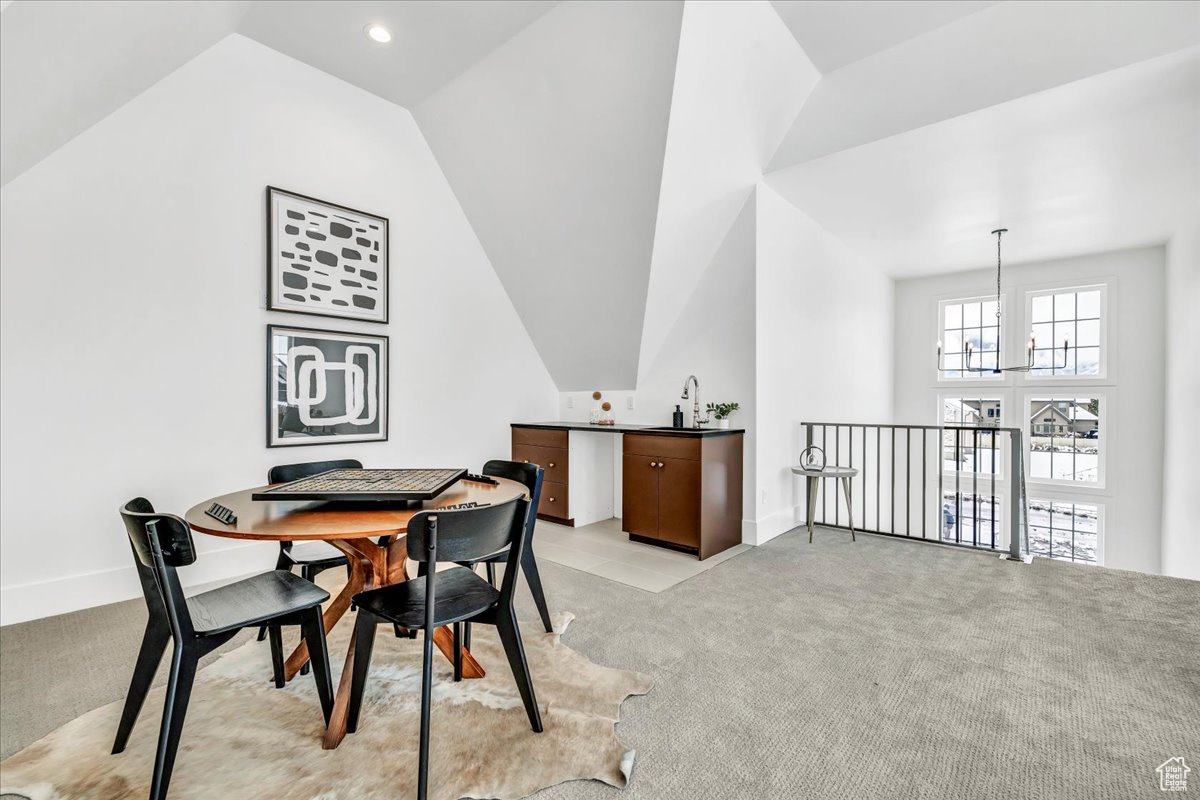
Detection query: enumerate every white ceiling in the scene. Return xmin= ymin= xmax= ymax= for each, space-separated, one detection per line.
xmin=0 ymin=0 xmax=559 ymax=186
xmin=238 ymin=1 xmax=558 ymax=108
xmin=1 ymin=0 xmax=243 ymax=186
xmin=765 ymin=47 xmax=1200 ymax=277
xmin=769 ymin=0 xmax=997 ymax=73
xmin=767 ymin=0 xmax=1200 ymax=171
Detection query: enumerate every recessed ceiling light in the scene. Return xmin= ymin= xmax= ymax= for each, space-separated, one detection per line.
xmin=365 ymin=24 xmax=392 ymax=44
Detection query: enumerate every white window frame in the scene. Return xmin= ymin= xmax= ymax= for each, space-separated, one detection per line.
xmin=1020 ymin=283 xmax=1110 ymax=383
xmin=936 ymin=294 xmax=1006 ymax=383
xmin=1026 ymin=496 xmax=1106 ymax=566
xmin=1023 ymin=391 xmax=1108 ymax=492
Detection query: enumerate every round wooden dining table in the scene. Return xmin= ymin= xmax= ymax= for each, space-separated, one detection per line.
xmin=185 ymin=475 xmax=527 ymax=749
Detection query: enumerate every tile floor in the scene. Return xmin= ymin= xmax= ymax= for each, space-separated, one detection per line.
xmin=532 ymin=517 xmax=750 ymax=592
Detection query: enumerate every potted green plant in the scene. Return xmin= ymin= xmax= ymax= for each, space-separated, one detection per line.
xmin=706 ymin=402 xmax=739 ymax=429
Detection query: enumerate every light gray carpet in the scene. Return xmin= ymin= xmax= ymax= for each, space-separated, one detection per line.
xmin=3 ymin=527 xmax=1198 ymax=798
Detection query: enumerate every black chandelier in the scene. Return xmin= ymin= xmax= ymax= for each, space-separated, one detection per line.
xmin=937 ymin=228 xmax=1067 ymax=374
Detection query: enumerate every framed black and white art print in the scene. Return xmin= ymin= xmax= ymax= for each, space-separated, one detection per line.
xmin=267 ymin=324 xmax=389 ymax=448
xmin=267 ymin=187 xmax=389 ymax=324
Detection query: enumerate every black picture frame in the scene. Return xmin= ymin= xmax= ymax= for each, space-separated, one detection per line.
xmin=266 ymin=324 xmax=389 ymax=448
xmin=266 ymin=186 xmax=389 ymax=324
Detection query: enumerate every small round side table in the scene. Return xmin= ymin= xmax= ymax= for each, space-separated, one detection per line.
xmin=790 ymin=464 xmax=859 ymax=543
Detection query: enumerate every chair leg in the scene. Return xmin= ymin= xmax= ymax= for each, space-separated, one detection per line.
xmin=112 ymin=619 xmax=170 ymax=754
xmin=297 ymin=566 xmax=313 ymax=676
xmin=149 ymin=643 xmax=199 ymax=800
xmin=347 ymin=611 xmax=379 ymax=734
xmin=302 ymin=607 xmax=334 ymax=724
xmin=485 ymin=562 xmax=496 ymax=586
xmin=520 ymin=546 xmax=554 ymax=633
xmin=267 ymin=625 xmax=286 ymax=688
xmin=417 ymin=627 xmax=436 ymax=800
xmin=463 ymin=622 xmax=472 ymax=651
xmin=495 ymin=609 xmax=542 ymax=732
xmin=453 ymin=622 xmax=463 ymax=682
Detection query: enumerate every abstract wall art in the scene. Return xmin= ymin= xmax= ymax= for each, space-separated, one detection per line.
xmin=267 ymin=324 xmax=389 ymax=447
xmin=267 ymin=187 xmax=389 ymax=323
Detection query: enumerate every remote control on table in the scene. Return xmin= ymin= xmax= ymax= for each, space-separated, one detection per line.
xmin=205 ymin=502 xmax=237 ymax=525
xmin=463 ymin=473 xmax=499 ymax=486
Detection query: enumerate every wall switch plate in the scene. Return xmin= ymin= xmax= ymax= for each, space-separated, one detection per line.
xmin=761 ymin=488 xmax=768 ymax=505
xmin=626 ymin=396 xmax=635 ymax=410
xmin=566 ymin=396 xmax=574 ymax=409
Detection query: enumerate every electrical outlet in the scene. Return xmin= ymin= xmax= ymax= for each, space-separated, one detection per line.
xmin=566 ymin=396 xmax=574 ymax=409
xmin=626 ymin=396 xmax=635 ymax=410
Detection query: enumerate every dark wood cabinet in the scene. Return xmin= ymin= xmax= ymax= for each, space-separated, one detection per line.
xmin=622 ymin=432 xmax=742 ymax=559
xmin=622 ymin=455 xmax=660 ymax=538
xmin=512 ymin=426 xmax=571 ymax=525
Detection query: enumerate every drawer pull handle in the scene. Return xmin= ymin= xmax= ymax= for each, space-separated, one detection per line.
xmin=659 ymin=462 xmax=665 ymax=468
xmin=649 ymin=461 xmax=656 ymax=467
xmin=548 ymin=462 xmax=555 ymax=468
xmin=548 ymin=497 xmax=555 ymax=502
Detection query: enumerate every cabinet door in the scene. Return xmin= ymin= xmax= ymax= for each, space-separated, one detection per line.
xmin=622 ymin=454 xmax=659 ymax=538
xmin=656 ymin=456 xmax=701 ymax=549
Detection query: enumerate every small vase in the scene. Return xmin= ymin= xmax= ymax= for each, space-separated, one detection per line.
xmin=717 ymin=418 xmax=730 ymax=429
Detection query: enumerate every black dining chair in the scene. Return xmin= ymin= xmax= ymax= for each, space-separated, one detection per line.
xmin=347 ymin=496 xmax=543 ymax=800
xmin=462 ymin=460 xmax=553 ymax=649
xmin=258 ymin=459 xmax=361 ymax=680
xmin=114 ymin=498 xmax=334 ymax=800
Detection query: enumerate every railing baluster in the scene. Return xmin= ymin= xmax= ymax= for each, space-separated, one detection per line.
xmin=890 ymin=427 xmax=896 ymax=534
xmin=922 ymin=429 xmax=928 ymax=539
xmin=822 ymin=425 xmax=828 ymax=525
xmin=905 ymin=428 xmax=912 ymax=536
xmin=835 ymin=425 xmax=840 ymax=527
xmin=876 ymin=426 xmax=881 ymax=533
xmin=990 ymin=428 xmax=997 ymax=549
xmin=972 ymin=429 xmax=979 ymax=548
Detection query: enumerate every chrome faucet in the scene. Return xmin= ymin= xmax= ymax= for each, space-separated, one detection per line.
xmin=681 ymin=375 xmax=709 ymax=428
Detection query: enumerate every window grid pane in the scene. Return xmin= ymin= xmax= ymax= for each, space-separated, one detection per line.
xmin=1029 ymin=397 xmax=1100 ymax=484
xmin=1028 ymin=499 xmax=1099 ymax=563
xmin=941 ymin=299 xmax=1001 ymax=379
xmin=1029 ymin=287 xmax=1103 ymax=377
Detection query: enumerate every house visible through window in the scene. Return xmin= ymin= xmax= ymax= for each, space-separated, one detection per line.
xmin=1028 ymin=397 xmax=1101 ymax=484
xmin=940 ymin=397 xmax=1003 ymax=475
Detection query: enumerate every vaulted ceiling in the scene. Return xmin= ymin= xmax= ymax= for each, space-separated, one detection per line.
xmin=3 ymin=0 xmax=1197 ymax=388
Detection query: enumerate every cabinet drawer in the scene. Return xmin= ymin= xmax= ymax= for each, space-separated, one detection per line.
xmin=511 ymin=426 xmax=568 ymax=449
xmin=538 ymin=480 xmax=568 ymax=518
xmin=623 ymin=433 xmax=700 ymax=461
xmin=511 ymin=443 xmax=568 ymax=484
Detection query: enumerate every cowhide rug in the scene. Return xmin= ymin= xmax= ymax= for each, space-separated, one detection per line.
xmin=0 ymin=610 xmax=651 ymax=800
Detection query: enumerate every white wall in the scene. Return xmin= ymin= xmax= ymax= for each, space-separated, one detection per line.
xmin=0 ymin=35 xmax=558 ymax=625
xmin=1163 ymin=225 xmax=1200 ymax=579
xmin=414 ymin=0 xmax=684 ymax=390
xmin=752 ymin=185 xmax=895 ymax=544
xmin=892 ymin=246 xmax=1167 ymax=575
xmin=637 ymin=0 xmax=816 ymax=383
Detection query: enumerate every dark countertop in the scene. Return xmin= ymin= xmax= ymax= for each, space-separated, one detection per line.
xmin=512 ymin=421 xmax=745 ymax=437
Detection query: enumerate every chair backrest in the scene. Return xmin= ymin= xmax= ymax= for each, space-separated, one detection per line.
xmin=268 ymin=459 xmax=363 ymax=484
xmin=119 ymin=498 xmax=197 ymax=638
xmin=406 ymin=495 xmax=528 ymax=564
xmin=482 ymin=459 xmax=543 ymax=541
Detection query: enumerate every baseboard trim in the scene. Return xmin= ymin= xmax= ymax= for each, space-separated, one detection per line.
xmin=743 ymin=509 xmax=802 ymax=546
xmin=0 ymin=540 xmax=277 ymax=626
